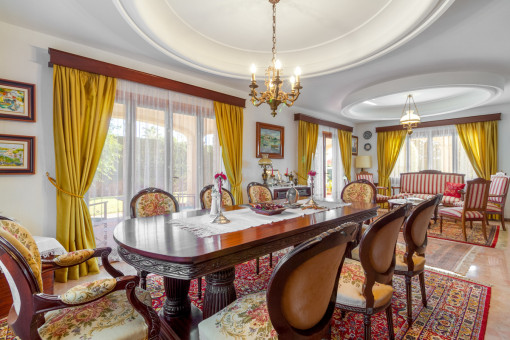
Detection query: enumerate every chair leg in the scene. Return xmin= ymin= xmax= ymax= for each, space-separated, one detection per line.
xmin=138 ymin=270 xmax=148 ymax=290
xmin=256 ymin=257 xmax=260 ymax=274
xmin=386 ymin=304 xmax=395 ymax=340
xmin=462 ymin=219 xmax=467 ymax=242
xmin=363 ymin=314 xmax=372 ymax=340
xmin=419 ymin=272 xmax=427 ymax=307
xmin=470 ymin=221 xmax=473 ymax=229
xmin=269 ymin=253 xmax=273 ymax=268
xmin=501 ymin=213 xmax=506 ymax=231
xmin=197 ymin=277 xmax=202 ymax=299
xmin=341 ymin=310 xmax=346 ymax=319
xmin=440 ymin=216 xmax=443 ymax=233
xmin=481 ymin=218 xmax=488 ymax=241
xmin=405 ymin=275 xmax=413 ymax=325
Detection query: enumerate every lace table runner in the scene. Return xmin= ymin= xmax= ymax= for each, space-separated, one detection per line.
xmin=167 ymin=200 xmax=351 ymax=238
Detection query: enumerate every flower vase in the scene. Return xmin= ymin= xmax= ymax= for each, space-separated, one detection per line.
xmin=306 ymin=176 xmax=318 ymax=207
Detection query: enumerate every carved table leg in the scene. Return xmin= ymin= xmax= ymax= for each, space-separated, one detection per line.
xmin=161 ymin=277 xmax=191 ymax=320
xmin=203 ymin=267 xmax=236 ymax=319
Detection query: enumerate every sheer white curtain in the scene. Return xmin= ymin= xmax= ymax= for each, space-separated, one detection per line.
xmin=87 ymin=79 xmax=221 ymax=260
xmin=312 ymin=126 xmax=345 ymax=201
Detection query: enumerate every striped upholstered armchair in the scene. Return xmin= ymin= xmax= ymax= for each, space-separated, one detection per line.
xmin=486 ymin=172 xmax=509 ymax=231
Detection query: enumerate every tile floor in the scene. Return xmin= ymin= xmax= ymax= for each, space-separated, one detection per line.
xmin=53 ymin=223 xmax=509 ymax=339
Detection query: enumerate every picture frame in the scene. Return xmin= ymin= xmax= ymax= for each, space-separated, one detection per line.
xmin=0 ymin=134 xmax=35 ymax=174
xmin=0 ymin=79 xmax=36 ymax=122
xmin=256 ymin=122 xmax=284 ymax=159
xmin=352 ymin=136 xmax=358 ymax=155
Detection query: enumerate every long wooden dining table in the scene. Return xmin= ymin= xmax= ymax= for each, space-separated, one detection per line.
xmin=114 ymin=202 xmax=378 ymax=339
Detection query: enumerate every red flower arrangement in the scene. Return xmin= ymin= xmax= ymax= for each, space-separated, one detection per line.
xmin=215 ymin=172 xmax=227 ymax=197
xmin=308 ymin=170 xmax=317 ymax=177
xmin=214 ymin=172 xmax=227 ymax=181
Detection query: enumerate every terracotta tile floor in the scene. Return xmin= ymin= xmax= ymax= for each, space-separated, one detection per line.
xmin=54 ymin=223 xmax=509 ymax=339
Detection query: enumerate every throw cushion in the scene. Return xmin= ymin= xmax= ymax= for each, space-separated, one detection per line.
xmin=444 ymin=182 xmax=466 ymax=198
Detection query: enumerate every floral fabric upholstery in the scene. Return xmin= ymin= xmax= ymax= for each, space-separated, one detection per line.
xmin=336 ymin=258 xmax=393 ymax=308
xmin=135 ymin=192 xmax=176 ymax=217
xmin=0 ymin=220 xmax=43 ymax=291
xmin=54 ymin=249 xmax=95 ymax=267
xmin=248 ymin=186 xmax=273 ymax=203
xmin=39 ymin=288 xmax=152 ymax=340
xmin=198 ymin=291 xmax=277 ymax=340
xmin=60 ymin=278 xmax=117 ymax=305
xmin=202 ymin=188 xmax=234 ymax=209
xmin=439 ymin=207 xmax=484 ymax=219
xmin=342 ymin=183 xmax=375 ymax=203
xmin=394 ymin=243 xmax=425 ymax=272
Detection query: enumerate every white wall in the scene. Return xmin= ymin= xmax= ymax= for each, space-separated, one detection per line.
xmin=0 ymin=22 xmax=353 ymax=236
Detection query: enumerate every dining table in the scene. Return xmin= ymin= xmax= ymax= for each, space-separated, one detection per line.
xmin=114 ymin=201 xmax=378 ymax=339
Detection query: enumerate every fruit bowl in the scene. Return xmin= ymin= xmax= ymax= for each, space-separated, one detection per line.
xmin=249 ymin=203 xmax=286 ymax=215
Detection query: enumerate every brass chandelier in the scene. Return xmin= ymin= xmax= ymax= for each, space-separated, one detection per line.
xmin=400 ymin=94 xmax=421 ymax=134
xmin=249 ymin=0 xmax=302 ymax=117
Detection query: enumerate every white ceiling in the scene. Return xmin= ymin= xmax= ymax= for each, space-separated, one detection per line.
xmin=0 ymin=0 xmax=509 ymax=123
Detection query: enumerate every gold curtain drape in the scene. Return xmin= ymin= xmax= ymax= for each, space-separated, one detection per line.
xmin=377 ymin=130 xmax=407 ymax=190
xmin=214 ymin=101 xmax=244 ymax=204
xmin=456 ymin=121 xmax=498 ymax=179
xmin=297 ymin=120 xmax=319 ymax=185
xmin=53 ymin=65 xmax=117 ymax=282
xmin=338 ymin=130 xmax=352 ymax=182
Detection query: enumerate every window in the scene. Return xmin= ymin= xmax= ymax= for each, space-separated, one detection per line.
xmin=323 ymin=132 xmax=333 ymax=197
xmin=390 ymin=125 xmax=476 ymax=184
xmin=87 ymin=80 xmax=222 ymax=260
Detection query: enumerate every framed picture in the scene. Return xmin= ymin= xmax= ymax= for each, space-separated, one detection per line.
xmin=352 ymin=136 xmax=358 ymax=155
xmin=0 ymin=134 xmax=35 ymax=174
xmin=0 ymin=78 xmax=36 ymax=122
xmin=256 ymin=122 xmax=284 ymax=159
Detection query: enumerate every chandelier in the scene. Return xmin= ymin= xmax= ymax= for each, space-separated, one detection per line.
xmin=400 ymin=94 xmax=421 ymax=134
xmin=249 ymin=0 xmax=302 ymax=117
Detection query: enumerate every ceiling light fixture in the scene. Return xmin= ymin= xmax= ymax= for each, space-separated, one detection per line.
xmin=400 ymin=94 xmax=421 ymax=134
xmin=249 ymin=0 xmax=302 ymax=117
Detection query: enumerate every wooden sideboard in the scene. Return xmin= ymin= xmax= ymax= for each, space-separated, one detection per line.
xmin=271 ymin=186 xmax=311 ymax=200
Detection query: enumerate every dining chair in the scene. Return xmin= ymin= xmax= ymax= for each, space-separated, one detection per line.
xmin=439 ymin=178 xmax=491 ymax=241
xmin=247 ymin=182 xmax=274 ymax=274
xmin=341 ymin=179 xmax=377 ymax=204
xmin=0 ymin=219 xmax=160 ymax=340
xmin=198 ymin=222 xmax=359 ymax=339
xmin=356 ymin=171 xmax=390 ymax=206
xmin=199 ymin=184 xmax=235 ymax=209
xmin=486 ymin=172 xmax=509 ymax=231
xmin=335 ymin=204 xmax=410 ymax=340
xmin=394 ymin=194 xmax=441 ymax=325
xmin=130 ymin=187 xmax=180 ymax=289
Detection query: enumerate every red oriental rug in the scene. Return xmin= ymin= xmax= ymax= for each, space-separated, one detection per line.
xmin=0 ymin=255 xmax=491 ymax=339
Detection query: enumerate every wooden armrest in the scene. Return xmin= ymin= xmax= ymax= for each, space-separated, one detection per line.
xmin=488 ymin=194 xmax=505 ymax=197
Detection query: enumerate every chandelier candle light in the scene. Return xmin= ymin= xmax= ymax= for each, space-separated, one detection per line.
xmin=400 ymin=94 xmax=421 ymax=135
xmin=212 ymin=172 xmax=230 ymax=224
xmin=249 ymin=0 xmax=302 ymax=117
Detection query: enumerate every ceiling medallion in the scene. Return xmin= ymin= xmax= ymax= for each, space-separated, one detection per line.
xmin=249 ymin=0 xmax=302 ymax=117
xmin=400 ymin=94 xmax=421 ymax=134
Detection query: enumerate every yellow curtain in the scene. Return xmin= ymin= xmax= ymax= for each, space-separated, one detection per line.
xmin=297 ymin=120 xmax=319 ymax=185
xmin=214 ymin=102 xmax=244 ymax=204
xmin=456 ymin=121 xmax=498 ymax=179
xmin=53 ymin=65 xmax=117 ymax=282
xmin=377 ymin=130 xmax=407 ymax=190
xmin=338 ymin=130 xmax=352 ymax=182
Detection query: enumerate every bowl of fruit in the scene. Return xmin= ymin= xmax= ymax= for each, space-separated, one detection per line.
xmin=249 ymin=202 xmax=286 ymax=215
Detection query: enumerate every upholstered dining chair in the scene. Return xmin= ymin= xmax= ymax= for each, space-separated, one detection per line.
xmin=199 ymin=184 xmax=235 ymax=209
xmin=198 ymin=222 xmax=358 ymax=339
xmin=335 ymin=204 xmax=410 ymax=340
xmin=486 ymin=172 xmax=509 ymax=231
xmin=130 ymin=187 xmax=180 ymax=289
xmin=356 ymin=171 xmax=390 ymax=207
xmin=394 ymin=194 xmax=441 ymax=325
xmin=247 ymin=182 xmax=275 ymax=274
xmin=341 ymin=179 xmax=377 ymax=204
xmin=439 ymin=178 xmax=491 ymax=241
xmin=0 ymin=219 xmax=160 ymax=340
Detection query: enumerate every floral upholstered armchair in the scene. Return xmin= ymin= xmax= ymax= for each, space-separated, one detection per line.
xmin=130 ymin=187 xmax=180 ymax=218
xmin=247 ymin=182 xmax=273 ymax=203
xmin=0 ymin=219 xmax=160 ymax=340
xmin=200 ymin=184 xmax=235 ymax=209
xmin=341 ymin=179 xmax=377 ymax=204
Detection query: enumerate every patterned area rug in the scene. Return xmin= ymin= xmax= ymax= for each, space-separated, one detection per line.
xmin=0 ymin=255 xmax=491 ymax=340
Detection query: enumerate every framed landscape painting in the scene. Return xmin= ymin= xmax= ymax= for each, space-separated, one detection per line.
xmin=0 ymin=79 xmax=36 ymax=122
xmin=0 ymin=135 xmax=35 ymax=174
xmin=256 ymin=122 xmax=284 ymax=159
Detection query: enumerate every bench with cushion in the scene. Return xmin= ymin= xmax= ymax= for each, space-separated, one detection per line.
xmin=391 ymin=170 xmax=465 ymax=206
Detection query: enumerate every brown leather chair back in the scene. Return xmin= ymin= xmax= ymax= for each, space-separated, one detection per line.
xmin=266 ymin=222 xmax=358 ymax=337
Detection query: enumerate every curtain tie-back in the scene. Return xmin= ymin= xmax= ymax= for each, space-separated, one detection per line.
xmin=46 ymin=172 xmax=84 ymax=198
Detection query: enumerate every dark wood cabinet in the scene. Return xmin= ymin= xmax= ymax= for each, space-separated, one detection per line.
xmin=272 ymin=186 xmax=311 ymax=200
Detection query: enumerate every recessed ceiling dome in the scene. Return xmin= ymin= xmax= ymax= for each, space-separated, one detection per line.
xmin=114 ymin=0 xmax=455 ymax=79
xmin=341 ymin=72 xmax=505 ymax=121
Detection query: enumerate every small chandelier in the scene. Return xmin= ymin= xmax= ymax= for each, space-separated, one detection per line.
xmin=249 ymin=0 xmax=302 ymax=117
xmin=400 ymin=94 xmax=421 ymax=135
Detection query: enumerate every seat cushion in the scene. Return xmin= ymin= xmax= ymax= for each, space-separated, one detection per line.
xmin=376 ymin=194 xmax=389 ymax=203
xmin=38 ymin=288 xmax=152 ymax=340
xmin=198 ymin=291 xmax=277 ymax=340
xmin=439 ymin=207 xmax=484 ymax=219
xmin=486 ymin=202 xmax=502 ymax=213
xmin=336 ymin=258 xmax=393 ymax=309
xmin=394 ymin=243 xmax=425 ymax=272
xmin=442 ymin=195 xmax=462 ymax=206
